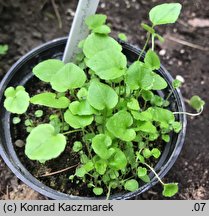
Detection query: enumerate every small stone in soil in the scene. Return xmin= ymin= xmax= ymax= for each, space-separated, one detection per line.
xmin=14 ymin=140 xmax=25 ymax=148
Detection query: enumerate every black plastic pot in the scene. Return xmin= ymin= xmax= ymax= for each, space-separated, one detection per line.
xmin=0 ymin=38 xmax=186 ymax=200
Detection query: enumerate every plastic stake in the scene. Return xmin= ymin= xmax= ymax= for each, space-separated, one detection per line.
xmin=62 ymin=0 xmax=100 ymax=63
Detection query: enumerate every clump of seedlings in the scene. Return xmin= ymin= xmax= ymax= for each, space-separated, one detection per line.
xmin=3 ymin=3 xmax=205 ymax=199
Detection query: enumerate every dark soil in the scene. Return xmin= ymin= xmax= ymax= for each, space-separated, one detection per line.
xmin=0 ymin=0 xmax=209 ymax=200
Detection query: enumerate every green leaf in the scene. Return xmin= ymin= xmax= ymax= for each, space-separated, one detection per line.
xmin=162 ymin=134 xmax=170 ymax=143
xmin=83 ymin=33 xmax=122 ymax=59
xmin=189 ymin=96 xmax=205 ymax=112
xmin=150 ymin=95 xmax=164 ymax=106
xmin=118 ymin=33 xmax=127 ymax=41
xmin=84 ymin=161 xmax=94 ymax=172
xmin=87 ymin=80 xmax=118 ymax=110
xmin=137 ymin=167 xmax=147 ymax=177
xmin=151 ymin=148 xmax=161 ymax=158
xmin=124 ymin=142 xmax=136 ymax=168
xmin=85 ymin=14 xmax=107 ymax=30
xmin=75 ymin=167 xmax=87 ymax=178
xmin=72 ymin=141 xmax=83 ymax=152
xmin=132 ymin=110 xmax=152 ymax=121
xmin=106 ymin=110 xmax=136 ymax=142
xmin=51 ymin=63 xmax=86 ymax=92
xmin=69 ymin=100 xmax=98 ymax=116
xmin=4 ymin=86 xmax=30 ymax=114
xmin=35 ymin=110 xmax=43 ymax=118
xmin=12 ymin=117 xmax=21 ymax=124
xmin=142 ymin=148 xmax=152 ymax=159
xmin=152 ymin=73 xmax=168 ymax=90
xmin=0 ymin=44 xmax=8 ymax=55
xmin=149 ymin=3 xmax=182 ymax=26
xmin=109 ymin=149 xmax=127 ymax=170
xmin=141 ymin=23 xmax=155 ymax=34
xmin=172 ymin=79 xmax=182 ymax=89
xmin=25 ymin=119 xmax=33 ymax=127
xmin=163 ymin=183 xmax=178 ymax=197
xmin=126 ymin=61 xmax=154 ymax=90
xmin=154 ymin=33 xmax=165 ymax=43
xmin=138 ymin=122 xmax=157 ymax=134
xmin=25 ymin=124 xmax=66 ymax=162
xmin=140 ymin=175 xmax=151 ymax=183
xmin=86 ymin=49 xmax=127 ymax=80
xmin=64 ymin=110 xmax=93 ymax=129
xmin=141 ymin=90 xmax=154 ymax=101
xmin=32 ymin=59 xmax=64 ymax=82
xmin=92 ymin=134 xmax=114 ymax=160
xmin=144 ymin=50 xmax=160 ymax=70
xmin=124 ymin=179 xmax=139 ymax=192
xmin=127 ymin=98 xmax=140 ymax=111
xmin=93 ymin=25 xmax=111 ymax=35
xmin=150 ymin=107 xmax=175 ymax=124
xmin=136 ymin=153 xmax=145 ymax=164
xmin=93 ymin=187 xmax=103 ymax=196
xmin=95 ymin=159 xmax=107 ymax=175
xmin=76 ymin=88 xmax=88 ymax=100
xmin=171 ymin=121 xmax=182 ymax=133
xmin=30 ymin=92 xmax=70 ymax=109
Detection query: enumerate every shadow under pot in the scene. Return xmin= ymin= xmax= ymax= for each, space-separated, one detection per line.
xmin=0 ymin=37 xmax=186 ymax=200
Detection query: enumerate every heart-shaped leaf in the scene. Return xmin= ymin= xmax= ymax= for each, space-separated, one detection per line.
xmin=32 ymin=59 xmax=64 ymax=82
xmin=4 ymin=86 xmax=30 ymax=114
xmin=109 ymin=148 xmax=127 ymax=170
xmin=151 ymin=148 xmax=161 ymax=158
xmin=106 ymin=110 xmax=136 ymax=141
xmin=83 ymin=33 xmax=122 ymax=59
xmin=124 ymin=179 xmax=139 ymax=192
xmin=150 ymin=107 xmax=175 ymax=124
xmin=189 ymin=95 xmax=205 ymax=112
xmin=25 ymin=124 xmax=66 ymax=162
xmin=126 ymin=61 xmax=154 ymax=90
xmin=137 ymin=121 xmax=157 ymax=134
xmin=92 ymin=134 xmax=115 ymax=160
xmin=85 ymin=14 xmax=107 ymax=30
xmin=95 ymin=159 xmax=107 ymax=175
xmin=86 ymin=49 xmax=127 ymax=80
xmin=137 ymin=167 xmax=147 ymax=177
xmin=93 ymin=25 xmax=111 ymax=35
xmin=51 ymin=63 xmax=86 ymax=92
xmin=149 ymin=3 xmax=182 ymax=26
xmin=93 ymin=187 xmax=103 ymax=196
xmin=163 ymin=183 xmax=178 ymax=197
xmin=152 ymin=73 xmax=168 ymax=90
xmin=127 ymin=98 xmax=140 ymax=111
xmin=64 ymin=110 xmax=93 ymax=129
xmin=69 ymin=100 xmax=98 ymax=116
xmin=30 ymin=92 xmax=70 ymax=109
xmin=87 ymin=80 xmax=118 ymax=110
xmin=144 ymin=49 xmax=160 ymax=70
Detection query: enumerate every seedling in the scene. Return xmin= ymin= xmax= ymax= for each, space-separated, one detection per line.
xmin=3 ymin=3 xmax=205 ymax=199
xmin=0 ymin=44 xmax=8 ymax=55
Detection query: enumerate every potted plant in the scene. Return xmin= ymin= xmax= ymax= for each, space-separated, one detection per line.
xmin=0 ymin=3 xmax=204 ymax=200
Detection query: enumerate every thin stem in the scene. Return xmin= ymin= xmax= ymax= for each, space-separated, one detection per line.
xmin=173 ymin=108 xmax=203 ymax=116
xmin=59 ymin=110 xmax=64 ymax=132
xmin=138 ymin=32 xmax=151 ymax=61
xmin=151 ymin=34 xmax=155 ymax=51
xmin=62 ymin=129 xmax=82 ymax=135
xmin=165 ymin=90 xmax=173 ymax=101
xmin=144 ymin=162 xmax=165 ymax=185
xmin=39 ymin=163 xmax=79 ymax=177
xmin=82 ymin=129 xmax=92 ymax=159
xmin=106 ymin=185 xmax=111 ymax=200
